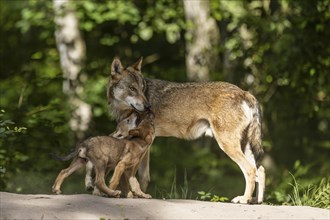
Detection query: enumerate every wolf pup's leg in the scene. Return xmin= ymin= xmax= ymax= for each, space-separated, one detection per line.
xmin=119 ymin=174 xmax=133 ymax=198
xmin=52 ymin=157 xmax=85 ymax=194
xmin=94 ymin=166 xmax=121 ymax=197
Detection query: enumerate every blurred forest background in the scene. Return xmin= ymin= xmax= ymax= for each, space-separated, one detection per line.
xmin=0 ymin=0 xmax=329 ymax=207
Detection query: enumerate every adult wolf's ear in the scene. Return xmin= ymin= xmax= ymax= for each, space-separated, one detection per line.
xmin=132 ymin=57 xmax=143 ymax=72
xmin=111 ymin=57 xmax=123 ymax=79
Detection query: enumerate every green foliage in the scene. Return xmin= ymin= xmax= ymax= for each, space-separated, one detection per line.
xmin=267 ymin=160 xmax=330 ymax=209
xmin=155 ymin=168 xmax=192 ymax=199
xmin=0 ymin=110 xmax=26 ymax=138
xmin=197 ymin=191 xmax=229 ymax=202
xmin=197 ymin=191 xmax=212 ymax=201
xmin=0 ymin=110 xmax=27 ymax=190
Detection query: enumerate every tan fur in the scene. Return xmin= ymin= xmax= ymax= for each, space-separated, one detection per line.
xmin=84 ymin=110 xmax=139 ymax=194
xmin=52 ymin=110 xmax=155 ymax=199
xmin=107 ymin=58 xmax=266 ymax=204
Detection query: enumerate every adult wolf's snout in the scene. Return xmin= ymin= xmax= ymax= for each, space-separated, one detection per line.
xmin=131 ymin=100 xmax=150 ymax=112
xmin=125 ymin=92 xmax=149 ymax=112
xmin=136 ymin=92 xmax=150 ymax=111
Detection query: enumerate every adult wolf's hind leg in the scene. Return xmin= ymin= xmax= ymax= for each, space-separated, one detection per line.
xmin=52 ymin=158 xmax=85 ymax=194
xmin=212 ymin=129 xmax=256 ymax=204
xmin=255 ymin=165 xmax=265 ymax=204
xmin=242 ymin=143 xmax=265 ymax=204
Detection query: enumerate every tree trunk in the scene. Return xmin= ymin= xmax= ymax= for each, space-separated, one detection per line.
xmin=183 ymin=0 xmax=220 ymax=82
xmin=220 ymin=20 xmax=234 ymax=82
xmin=53 ymin=0 xmax=91 ymax=141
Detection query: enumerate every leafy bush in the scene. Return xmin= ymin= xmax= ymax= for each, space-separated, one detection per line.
xmin=0 ymin=110 xmax=27 ymax=190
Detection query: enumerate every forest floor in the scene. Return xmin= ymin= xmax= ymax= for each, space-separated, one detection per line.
xmin=1 ymin=192 xmax=329 ymax=220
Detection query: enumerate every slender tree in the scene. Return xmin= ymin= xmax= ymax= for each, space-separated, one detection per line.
xmin=53 ymin=0 xmax=91 ymax=141
xmin=183 ymin=0 xmax=220 ymax=82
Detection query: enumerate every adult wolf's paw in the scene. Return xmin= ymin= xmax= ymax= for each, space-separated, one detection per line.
xmin=231 ymin=196 xmax=250 ymax=204
xmin=143 ymin=193 xmax=152 ymax=199
xmin=126 ymin=191 xmax=134 ymax=198
xmin=134 ymin=192 xmax=152 ymax=199
xmin=85 ymin=184 xmax=94 ymax=192
xmin=92 ymin=188 xmax=102 ymax=196
xmin=249 ymin=197 xmax=262 ymax=204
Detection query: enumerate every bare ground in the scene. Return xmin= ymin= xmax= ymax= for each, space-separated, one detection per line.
xmin=1 ymin=192 xmax=329 ymax=220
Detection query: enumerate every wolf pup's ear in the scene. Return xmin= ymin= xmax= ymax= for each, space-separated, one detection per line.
xmin=128 ymin=129 xmax=141 ymax=137
xmin=111 ymin=57 xmax=123 ymax=78
xmin=132 ymin=57 xmax=143 ymax=72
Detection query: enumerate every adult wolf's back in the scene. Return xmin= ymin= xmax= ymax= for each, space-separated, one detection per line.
xmin=107 ymin=57 xmax=265 ymax=204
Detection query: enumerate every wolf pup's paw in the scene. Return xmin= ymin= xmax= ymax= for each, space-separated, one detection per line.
xmin=52 ymin=186 xmax=61 ymax=195
xmin=112 ymin=190 xmax=121 ymax=198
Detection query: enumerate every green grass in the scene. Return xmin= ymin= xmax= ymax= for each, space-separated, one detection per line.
xmin=288 ymin=174 xmax=330 ymax=209
xmin=155 ymin=168 xmax=193 ymax=199
xmin=154 ymin=168 xmax=229 ymax=202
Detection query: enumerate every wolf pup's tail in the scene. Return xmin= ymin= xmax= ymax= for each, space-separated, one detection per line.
xmin=50 ymin=149 xmax=77 ymax=161
xmin=244 ymin=92 xmax=264 ymax=162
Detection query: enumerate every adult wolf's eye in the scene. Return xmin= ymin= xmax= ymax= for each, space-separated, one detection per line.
xmin=129 ymin=86 xmax=135 ymax=92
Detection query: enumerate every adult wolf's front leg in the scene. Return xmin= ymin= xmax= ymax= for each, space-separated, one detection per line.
xmin=129 ymin=177 xmax=152 ymax=199
xmin=85 ymin=161 xmax=94 ymax=191
xmin=138 ymin=150 xmax=150 ymax=192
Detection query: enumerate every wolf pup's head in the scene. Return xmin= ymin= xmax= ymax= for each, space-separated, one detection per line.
xmin=107 ymin=57 xmax=150 ymax=120
xmin=111 ymin=111 xmax=138 ymax=139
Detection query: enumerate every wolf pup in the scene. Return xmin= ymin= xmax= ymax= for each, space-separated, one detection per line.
xmin=53 ymin=111 xmax=139 ymax=197
xmin=52 ymin=110 xmax=155 ymax=199
xmin=107 ymin=57 xmax=265 ymax=204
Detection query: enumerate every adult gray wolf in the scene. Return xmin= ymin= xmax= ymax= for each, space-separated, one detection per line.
xmin=107 ymin=57 xmax=265 ymax=204
xmin=52 ymin=110 xmax=155 ymax=199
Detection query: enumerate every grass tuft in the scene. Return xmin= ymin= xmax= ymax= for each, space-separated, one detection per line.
xmin=288 ymin=173 xmax=330 ymax=209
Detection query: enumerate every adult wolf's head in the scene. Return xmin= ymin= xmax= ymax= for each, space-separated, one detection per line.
xmin=107 ymin=57 xmax=150 ymax=120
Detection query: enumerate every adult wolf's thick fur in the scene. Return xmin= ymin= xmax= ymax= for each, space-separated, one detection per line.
xmin=107 ymin=58 xmax=266 ymax=204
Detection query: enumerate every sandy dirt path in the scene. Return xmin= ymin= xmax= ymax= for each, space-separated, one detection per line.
xmin=1 ymin=192 xmax=329 ymax=219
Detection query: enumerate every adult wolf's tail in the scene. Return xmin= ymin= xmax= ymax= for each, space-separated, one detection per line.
xmin=245 ymin=92 xmax=264 ymax=162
